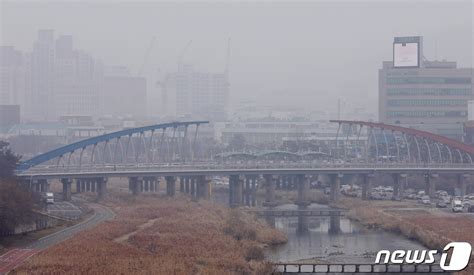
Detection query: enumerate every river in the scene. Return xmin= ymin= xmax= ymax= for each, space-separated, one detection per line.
xmin=265 ymin=203 xmax=428 ymax=264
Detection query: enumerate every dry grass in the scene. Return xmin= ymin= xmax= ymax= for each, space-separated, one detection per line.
xmin=12 ymin=194 xmax=286 ymax=275
xmin=338 ymin=197 xmax=474 ymax=275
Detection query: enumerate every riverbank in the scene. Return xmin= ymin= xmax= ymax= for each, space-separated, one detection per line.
xmin=11 ymin=192 xmax=287 ymax=274
xmin=329 ymin=194 xmax=474 ymax=275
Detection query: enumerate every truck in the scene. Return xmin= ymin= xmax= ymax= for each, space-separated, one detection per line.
xmin=452 ymin=198 xmax=463 ymax=213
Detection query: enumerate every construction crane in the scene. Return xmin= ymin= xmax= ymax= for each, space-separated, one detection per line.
xmin=225 ymin=37 xmax=231 ymax=86
xmin=225 ymin=37 xmax=231 ymax=77
xmin=138 ymin=36 xmax=156 ymax=77
xmin=178 ymin=40 xmax=192 ymax=69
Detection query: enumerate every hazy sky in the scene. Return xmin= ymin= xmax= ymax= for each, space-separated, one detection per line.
xmin=1 ymin=0 xmax=473 ymax=115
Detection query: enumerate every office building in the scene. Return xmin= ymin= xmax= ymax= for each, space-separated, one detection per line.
xmin=379 ymin=36 xmax=473 ymax=140
xmin=0 ymin=46 xmax=25 ymax=108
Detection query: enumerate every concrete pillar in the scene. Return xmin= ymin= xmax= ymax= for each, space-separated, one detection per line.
xmin=229 ymin=175 xmax=243 ymax=207
xmin=180 ymin=177 xmax=185 ymax=193
xmin=154 ymin=178 xmax=159 ymax=193
xmin=196 ymin=176 xmax=210 ymax=200
xmin=251 ymin=178 xmax=257 ymax=207
xmin=129 ymin=177 xmax=141 ymax=195
xmin=393 ymin=174 xmax=406 ymax=199
xmin=329 ymin=215 xmax=341 ymax=234
xmin=91 ymin=180 xmax=96 ymax=193
xmin=245 ymin=177 xmax=251 ymax=206
xmin=263 ymin=174 xmax=277 ymax=207
xmin=196 ymin=176 xmax=203 ymax=198
xmin=330 ymin=174 xmax=343 ymax=202
xmin=61 ymin=178 xmax=72 ymax=201
xmin=297 ymin=206 xmax=309 ymax=234
xmin=34 ymin=181 xmax=38 ymax=192
xmin=97 ymin=177 xmax=107 ymax=200
xmin=86 ymin=180 xmax=91 ymax=192
xmin=190 ymin=177 xmax=196 ymax=197
xmin=76 ymin=180 xmax=81 ymax=193
xmin=149 ymin=179 xmax=155 ymax=192
xmin=296 ymin=175 xmax=310 ymax=206
xmin=165 ymin=176 xmax=176 ymax=196
xmin=425 ymin=174 xmax=438 ymax=198
xmin=184 ymin=177 xmax=191 ymax=194
xmin=457 ymin=174 xmax=470 ymax=197
xmin=361 ymin=174 xmax=374 ymax=200
xmin=37 ymin=179 xmax=48 ymax=192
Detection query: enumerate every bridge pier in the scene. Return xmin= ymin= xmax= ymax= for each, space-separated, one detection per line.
xmin=34 ymin=179 xmax=48 ymax=192
xmin=330 ymin=174 xmax=343 ymax=202
xmin=263 ymin=174 xmax=277 ymax=207
xmin=184 ymin=177 xmax=190 ymax=194
xmin=165 ymin=176 xmax=176 ymax=196
xmin=329 ymin=215 xmax=341 ymax=234
xmin=244 ymin=176 xmax=251 ymax=206
xmin=290 ymin=175 xmax=296 ymax=190
xmin=361 ymin=174 xmax=374 ymax=200
xmin=82 ymin=180 xmax=87 ymax=192
xmin=296 ymin=175 xmax=310 ymax=206
xmin=129 ymin=177 xmax=142 ymax=195
xmin=188 ymin=177 xmax=195 ymax=198
xmin=280 ymin=176 xmax=287 ymax=190
xmin=92 ymin=180 xmax=97 ymax=192
xmin=179 ymin=177 xmax=185 ymax=193
xmin=196 ymin=175 xmax=210 ymax=200
xmin=393 ymin=173 xmax=406 ymax=199
xmin=457 ymin=174 xmax=470 ymax=197
xmin=61 ymin=178 xmax=72 ymax=201
xmin=244 ymin=176 xmax=257 ymax=206
xmin=76 ymin=180 xmax=81 ymax=193
xmin=297 ymin=211 xmax=309 ymax=234
xmin=425 ymin=174 xmax=438 ymax=198
xmin=252 ymin=177 xmax=257 ymax=206
xmin=97 ymin=177 xmax=107 ymax=200
xmin=229 ymin=175 xmax=243 ymax=207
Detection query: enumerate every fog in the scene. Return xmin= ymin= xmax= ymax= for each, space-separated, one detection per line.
xmin=1 ymin=0 xmax=473 ymax=115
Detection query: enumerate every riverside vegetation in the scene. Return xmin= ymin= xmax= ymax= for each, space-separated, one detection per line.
xmin=11 ymin=192 xmax=287 ymax=274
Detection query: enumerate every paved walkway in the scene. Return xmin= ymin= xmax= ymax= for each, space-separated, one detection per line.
xmin=0 ymin=202 xmax=114 ymax=274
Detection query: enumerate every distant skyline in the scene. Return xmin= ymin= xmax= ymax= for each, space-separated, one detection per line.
xmin=1 ymin=0 xmax=472 ymax=117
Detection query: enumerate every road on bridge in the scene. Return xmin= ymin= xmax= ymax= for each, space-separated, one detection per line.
xmin=0 ymin=202 xmax=115 ymax=274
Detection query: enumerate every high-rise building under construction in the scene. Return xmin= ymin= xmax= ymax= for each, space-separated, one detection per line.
xmin=175 ymin=64 xmax=229 ymax=121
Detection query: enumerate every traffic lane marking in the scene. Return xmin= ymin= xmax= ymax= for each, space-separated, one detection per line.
xmin=0 ymin=248 xmax=38 ymax=274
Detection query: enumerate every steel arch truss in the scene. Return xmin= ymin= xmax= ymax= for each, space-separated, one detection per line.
xmin=17 ymin=121 xmax=209 ymax=171
xmin=330 ymin=120 xmax=474 ymax=164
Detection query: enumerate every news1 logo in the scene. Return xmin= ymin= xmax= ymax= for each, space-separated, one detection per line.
xmin=375 ymin=242 xmax=472 ymax=271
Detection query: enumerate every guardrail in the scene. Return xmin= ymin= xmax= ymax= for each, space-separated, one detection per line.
xmin=273 ymin=263 xmax=447 ymax=273
xmin=17 ymin=162 xmax=474 ymax=175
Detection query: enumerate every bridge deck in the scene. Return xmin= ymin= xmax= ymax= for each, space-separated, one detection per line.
xmin=247 ymin=209 xmax=346 ymax=217
xmin=16 ymin=163 xmax=474 ymax=179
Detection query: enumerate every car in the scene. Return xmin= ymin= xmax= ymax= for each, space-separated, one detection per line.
xmin=421 ymin=199 xmax=431 ymax=205
xmin=45 ymin=192 xmax=54 ymax=204
xmin=436 ymin=201 xmax=447 ymax=208
xmin=452 ymin=199 xmax=463 ymax=212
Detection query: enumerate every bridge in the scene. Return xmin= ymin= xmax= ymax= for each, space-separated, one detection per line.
xmin=14 ymin=120 xmax=474 ymax=208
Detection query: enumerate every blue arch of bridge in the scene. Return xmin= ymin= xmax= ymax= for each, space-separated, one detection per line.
xmin=17 ymin=121 xmax=209 ymax=171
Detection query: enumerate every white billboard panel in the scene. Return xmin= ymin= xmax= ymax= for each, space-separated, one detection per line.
xmin=393 ymin=42 xmax=419 ymax=68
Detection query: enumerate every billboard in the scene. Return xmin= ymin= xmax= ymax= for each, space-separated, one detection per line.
xmin=393 ymin=36 xmax=421 ymax=68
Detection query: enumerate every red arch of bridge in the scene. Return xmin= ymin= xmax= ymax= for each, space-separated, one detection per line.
xmin=330 ymin=120 xmax=474 ymax=156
